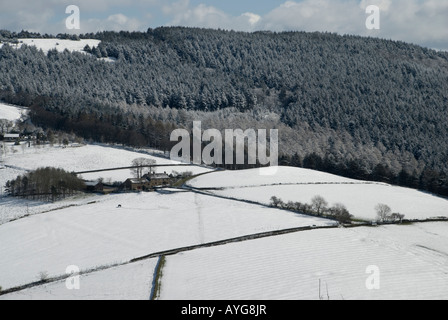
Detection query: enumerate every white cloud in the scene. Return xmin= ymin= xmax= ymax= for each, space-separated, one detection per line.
xmin=80 ymin=14 xmax=144 ymax=33
xmin=358 ymin=0 xmax=448 ymax=48
xmin=163 ymin=0 xmax=447 ymax=50
xmin=0 ymin=0 xmax=151 ymax=34
xmin=164 ymin=1 xmax=262 ymax=31
xmin=261 ymin=0 xmax=364 ymax=34
xmin=242 ymin=13 xmax=261 ymax=26
xmin=167 ymin=3 xmax=229 ymax=28
xmin=0 ymin=0 xmax=446 ymax=50
xmin=162 ymin=0 xmax=189 ymax=15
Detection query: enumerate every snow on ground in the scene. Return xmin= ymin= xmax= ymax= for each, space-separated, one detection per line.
xmin=99 ymin=57 xmax=117 ymax=63
xmin=2 ymin=39 xmax=101 ymax=55
xmin=0 ymin=193 xmax=102 ymax=225
xmin=187 ymin=167 xmax=363 ymax=189
xmin=213 ymin=184 xmax=448 ymax=221
xmin=0 ymin=103 xmax=27 ymax=121
xmin=0 ymin=191 xmax=331 ymax=289
xmin=159 ymin=222 xmax=448 ymax=300
xmin=188 ymin=167 xmax=448 ymax=221
xmin=1 ymin=258 xmax=157 ymax=300
xmin=0 ymin=39 xmax=118 ymax=63
xmin=1 ymin=142 xmax=212 ymax=183
xmin=2 ymin=149 xmax=448 ymax=299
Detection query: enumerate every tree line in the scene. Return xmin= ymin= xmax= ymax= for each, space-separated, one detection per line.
xmin=1 ymin=27 xmax=448 ymax=198
xmin=5 ymin=167 xmax=85 ymax=201
xmin=280 ymin=152 xmax=448 ymax=197
xmin=270 ymin=195 xmax=353 ymax=224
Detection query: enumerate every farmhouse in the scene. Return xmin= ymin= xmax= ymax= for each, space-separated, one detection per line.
xmin=123 ymin=178 xmax=149 ymax=191
xmin=123 ymin=173 xmax=171 ymax=191
xmin=84 ymin=181 xmax=118 ymax=194
xmin=144 ymin=173 xmax=171 ymax=188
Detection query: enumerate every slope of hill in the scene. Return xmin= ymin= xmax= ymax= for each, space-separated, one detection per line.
xmin=0 ymin=39 xmax=101 ymax=54
xmin=2 ymin=28 xmax=448 ymax=301
xmin=0 ymin=141 xmax=214 ymax=224
xmin=187 ymin=167 xmax=448 ymax=221
xmin=1 ymin=28 xmax=448 ymax=193
xmin=1 ymin=147 xmax=447 ymax=300
xmin=159 ymin=222 xmax=448 ymax=300
xmin=187 ymin=166 xmax=366 ymax=189
xmin=0 ymin=190 xmax=332 ymax=290
xmin=0 ymin=142 xmax=211 ymax=184
xmin=1 ymin=259 xmax=157 ymax=300
xmin=0 ymin=103 xmax=26 ymax=121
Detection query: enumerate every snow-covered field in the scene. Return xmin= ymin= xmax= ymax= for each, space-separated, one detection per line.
xmin=0 ymin=142 xmax=214 ymax=223
xmin=159 ymin=222 xmax=448 ymax=300
xmin=0 ymin=103 xmax=27 ymax=121
xmin=2 ymin=143 xmax=448 ymax=300
xmin=188 ymin=167 xmax=448 ymax=221
xmin=0 ymin=39 xmax=117 ymax=64
xmin=0 ymin=142 xmax=212 ymax=185
xmin=0 ymin=191 xmax=331 ymax=290
xmin=187 ymin=167 xmax=362 ymax=189
xmin=1 ymin=259 xmax=157 ymax=300
xmin=1 ymin=39 xmax=101 ymax=55
xmin=0 ymin=193 xmax=103 ymax=225
xmin=212 ymin=184 xmax=448 ymax=221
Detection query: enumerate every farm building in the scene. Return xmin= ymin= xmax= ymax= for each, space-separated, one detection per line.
xmin=123 ymin=178 xmax=149 ymax=191
xmin=84 ymin=181 xmax=118 ymax=194
xmin=123 ymin=173 xmax=172 ymax=191
xmin=144 ymin=173 xmax=171 ymax=188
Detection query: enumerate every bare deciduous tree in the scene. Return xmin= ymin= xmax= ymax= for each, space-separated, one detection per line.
xmin=391 ymin=212 xmax=405 ymax=223
xmin=311 ymin=195 xmax=328 ymax=216
xmin=375 ymin=203 xmax=392 ymax=222
xmin=270 ymin=196 xmax=283 ymax=208
xmin=329 ymin=203 xmax=353 ymax=224
xmin=131 ymin=158 xmax=156 ymax=179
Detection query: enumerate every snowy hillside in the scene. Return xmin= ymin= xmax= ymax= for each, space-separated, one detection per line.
xmin=2 ymin=259 xmax=158 ymax=300
xmin=1 ymin=39 xmax=101 ymax=55
xmin=0 ymin=191 xmax=332 ymax=290
xmin=0 ymin=39 xmax=116 ymax=63
xmin=159 ymin=222 xmax=448 ymax=300
xmin=1 ymin=145 xmax=448 ymax=300
xmin=0 ymin=103 xmax=27 ymax=121
xmin=187 ymin=167 xmax=448 ymax=221
xmin=187 ymin=167 xmax=363 ymax=189
xmin=0 ymin=142 xmax=212 ymax=187
xmin=0 ymin=141 xmax=214 ymax=223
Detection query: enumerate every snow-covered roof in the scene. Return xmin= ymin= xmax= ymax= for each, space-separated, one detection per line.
xmin=148 ymin=173 xmax=170 ymax=180
xmin=127 ymin=178 xmax=146 ymax=184
xmin=84 ymin=181 xmax=100 ymax=187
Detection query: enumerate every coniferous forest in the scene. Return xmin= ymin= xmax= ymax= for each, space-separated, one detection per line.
xmin=1 ymin=27 xmax=448 ymax=196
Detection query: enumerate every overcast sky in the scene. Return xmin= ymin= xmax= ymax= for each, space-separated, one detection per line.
xmin=0 ymin=0 xmax=447 ymax=50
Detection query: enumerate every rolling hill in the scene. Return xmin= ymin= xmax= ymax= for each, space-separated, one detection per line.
xmin=1 ymin=28 xmax=448 ymax=197
xmin=187 ymin=167 xmax=448 ymax=221
xmin=1 ymin=143 xmax=448 ymax=299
